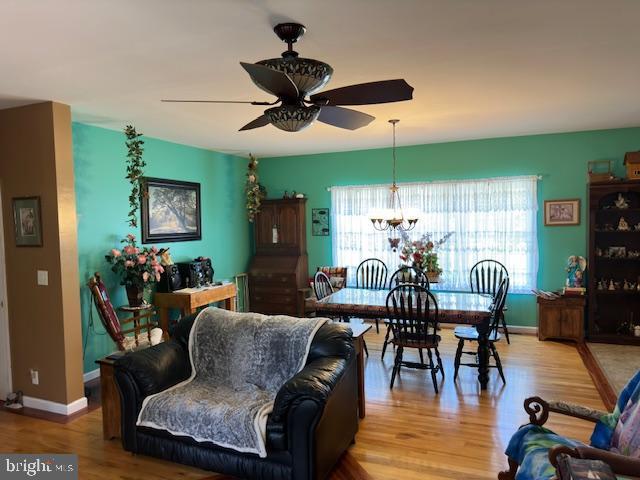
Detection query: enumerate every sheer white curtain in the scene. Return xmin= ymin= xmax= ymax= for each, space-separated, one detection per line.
xmin=331 ymin=176 xmax=538 ymax=293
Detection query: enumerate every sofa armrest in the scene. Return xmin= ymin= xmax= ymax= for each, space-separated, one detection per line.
xmin=271 ymin=357 xmax=347 ymax=423
xmin=113 ymin=341 xmax=191 ymax=452
xmin=524 ymin=397 xmax=605 ymax=426
xmin=114 ymin=341 xmax=191 ymax=397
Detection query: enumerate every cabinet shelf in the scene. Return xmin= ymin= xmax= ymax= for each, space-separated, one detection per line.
xmin=588 ymin=334 xmax=640 ymax=345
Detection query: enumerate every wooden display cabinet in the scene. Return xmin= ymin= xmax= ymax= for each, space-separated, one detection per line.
xmin=537 ymin=296 xmax=585 ymax=342
xmin=588 ymin=180 xmax=640 ymax=345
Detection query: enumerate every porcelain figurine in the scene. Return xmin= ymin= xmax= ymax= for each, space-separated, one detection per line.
xmin=634 ymin=223 xmax=640 ymax=231
xmin=597 ymin=279 xmax=605 ymax=290
xmin=595 ymin=247 xmax=603 ymax=257
xmin=618 ymin=217 xmax=630 ymax=231
xmin=565 ymin=255 xmax=587 ymax=288
xmin=624 ymin=280 xmax=632 ymax=291
xmin=608 ymin=280 xmax=616 ymax=291
xmin=614 ymin=193 xmax=630 ymax=209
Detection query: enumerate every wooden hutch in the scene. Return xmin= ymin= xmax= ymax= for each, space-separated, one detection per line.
xmin=588 ymin=180 xmax=640 ymax=345
xmin=248 ymin=198 xmax=308 ymax=316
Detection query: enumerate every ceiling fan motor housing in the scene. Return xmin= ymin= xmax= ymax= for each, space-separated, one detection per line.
xmin=256 ymin=58 xmax=333 ymax=97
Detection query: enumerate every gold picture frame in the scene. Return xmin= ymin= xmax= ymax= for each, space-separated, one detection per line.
xmin=544 ymin=199 xmax=580 ymax=226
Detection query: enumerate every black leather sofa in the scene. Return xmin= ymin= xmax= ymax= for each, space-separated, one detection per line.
xmin=113 ymin=314 xmax=358 ymax=480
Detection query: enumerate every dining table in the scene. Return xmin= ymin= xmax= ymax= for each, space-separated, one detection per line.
xmin=314 ymin=287 xmax=495 ymax=390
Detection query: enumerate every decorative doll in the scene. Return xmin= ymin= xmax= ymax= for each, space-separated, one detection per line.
xmin=618 ymin=217 xmax=630 ymax=231
xmin=565 ymin=255 xmax=587 ymax=288
xmin=614 ymin=193 xmax=630 ymax=209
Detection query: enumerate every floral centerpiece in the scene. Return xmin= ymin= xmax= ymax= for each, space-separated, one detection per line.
xmin=395 ymin=231 xmax=453 ymax=282
xmin=105 ymin=234 xmax=165 ymax=306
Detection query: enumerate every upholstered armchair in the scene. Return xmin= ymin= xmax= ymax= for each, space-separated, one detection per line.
xmin=499 ymin=370 xmax=640 ymax=480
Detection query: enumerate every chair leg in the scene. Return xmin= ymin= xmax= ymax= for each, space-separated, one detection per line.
xmin=381 ymin=324 xmax=392 ymax=359
xmin=454 ymin=339 xmax=464 ymax=380
xmin=501 ymin=313 xmax=510 ymax=344
xmin=435 ymin=347 xmax=445 ymax=379
xmin=363 ymin=339 xmax=369 ymax=357
xmin=389 ymin=346 xmax=403 ymax=390
xmin=491 ymin=343 xmax=506 ymax=384
xmin=375 ymin=318 xmax=380 ymax=334
xmin=426 ymin=348 xmax=438 ymax=394
xmin=419 ymin=348 xmax=424 ymax=365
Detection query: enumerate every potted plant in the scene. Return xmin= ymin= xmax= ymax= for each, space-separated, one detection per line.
xmin=397 ymin=231 xmax=453 ymax=283
xmin=105 ymin=234 xmax=164 ymax=306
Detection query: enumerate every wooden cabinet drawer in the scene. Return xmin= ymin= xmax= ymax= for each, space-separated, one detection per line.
xmin=251 ymin=293 xmax=296 ymax=305
xmin=251 ymin=285 xmax=297 ymax=295
xmin=250 ymin=273 xmax=296 ymax=285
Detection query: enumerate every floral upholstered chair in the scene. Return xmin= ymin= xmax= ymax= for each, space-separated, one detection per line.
xmin=499 ymin=370 xmax=640 ymax=480
xmin=316 ymin=266 xmax=348 ymax=291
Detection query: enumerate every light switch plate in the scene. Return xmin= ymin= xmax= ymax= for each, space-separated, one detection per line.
xmin=37 ymin=270 xmax=48 ymax=286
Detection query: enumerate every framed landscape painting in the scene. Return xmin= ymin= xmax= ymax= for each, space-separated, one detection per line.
xmin=12 ymin=196 xmax=42 ymax=246
xmin=141 ymin=178 xmax=201 ymax=243
xmin=544 ymin=199 xmax=580 ymax=226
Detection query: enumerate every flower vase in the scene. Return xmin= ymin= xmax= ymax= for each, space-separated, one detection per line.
xmin=426 ymin=271 xmax=440 ymax=283
xmin=125 ymin=285 xmax=144 ymax=307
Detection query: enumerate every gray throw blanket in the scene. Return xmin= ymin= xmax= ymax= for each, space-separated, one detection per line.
xmin=137 ymin=307 xmax=327 ymax=457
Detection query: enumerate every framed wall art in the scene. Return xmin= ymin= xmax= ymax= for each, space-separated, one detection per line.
xmin=544 ymin=199 xmax=580 ymax=226
xmin=141 ymin=178 xmax=201 ymax=243
xmin=312 ymin=208 xmax=330 ymax=236
xmin=12 ymin=196 xmax=43 ymax=247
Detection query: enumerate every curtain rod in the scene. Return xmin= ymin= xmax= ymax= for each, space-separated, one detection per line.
xmin=325 ymin=174 xmax=543 ymax=191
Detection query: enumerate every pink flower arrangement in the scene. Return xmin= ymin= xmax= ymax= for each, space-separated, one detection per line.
xmin=105 ymin=234 xmax=164 ymax=289
xmin=396 ymin=231 xmax=454 ymax=275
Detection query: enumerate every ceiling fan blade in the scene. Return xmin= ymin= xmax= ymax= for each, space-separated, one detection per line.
xmin=239 ymin=114 xmax=271 ymax=131
xmin=240 ymin=62 xmax=299 ymax=100
xmin=317 ymin=106 xmax=375 ymax=130
xmin=161 ymin=99 xmax=274 ymax=105
xmin=310 ymin=79 xmax=413 ymax=106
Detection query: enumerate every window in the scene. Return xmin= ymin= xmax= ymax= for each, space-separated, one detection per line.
xmin=331 ymin=176 xmax=538 ymax=293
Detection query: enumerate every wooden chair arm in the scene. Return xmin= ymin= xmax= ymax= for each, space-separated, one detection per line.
xmin=576 ymin=446 xmax=640 ymax=477
xmin=524 ymin=397 xmax=605 ymax=426
xmin=550 ymin=445 xmax=640 ymax=478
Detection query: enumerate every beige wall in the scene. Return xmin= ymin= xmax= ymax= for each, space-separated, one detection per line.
xmin=0 ymin=102 xmax=83 ymax=405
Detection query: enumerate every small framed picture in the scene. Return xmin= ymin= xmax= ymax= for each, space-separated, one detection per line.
xmin=312 ymin=208 xmax=330 ymax=236
xmin=12 ymin=196 xmax=43 ymax=246
xmin=544 ymin=199 xmax=580 ymax=226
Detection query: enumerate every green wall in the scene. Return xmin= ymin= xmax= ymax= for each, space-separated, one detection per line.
xmin=260 ymin=127 xmax=640 ymax=327
xmin=73 ymin=123 xmax=250 ymax=372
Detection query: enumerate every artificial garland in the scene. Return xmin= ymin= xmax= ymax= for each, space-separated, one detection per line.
xmin=124 ymin=125 xmax=146 ymax=227
xmin=245 ymin=154 xmax=266 ymax=222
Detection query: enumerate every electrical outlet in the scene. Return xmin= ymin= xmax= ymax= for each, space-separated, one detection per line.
xmin=30 ymin=369 xmax=39 ymax=385
xmin=37 ymin=270 xmax=48 ymax=286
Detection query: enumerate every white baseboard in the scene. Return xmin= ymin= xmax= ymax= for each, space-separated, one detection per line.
xmin=23 ymin=395 xmax=88 ymax=416
xmin=434 ymin=323 xmax=538 ymax=335
xmin=83 ymin=368 xmax=100 ymax=383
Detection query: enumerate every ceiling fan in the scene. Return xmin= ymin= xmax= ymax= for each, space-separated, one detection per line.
xmin=162 ymin=22 xmax=414 ymax=132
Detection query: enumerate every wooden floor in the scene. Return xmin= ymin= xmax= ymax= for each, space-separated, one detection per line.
xmin=0 ymin=327 xmax=605 ymax=480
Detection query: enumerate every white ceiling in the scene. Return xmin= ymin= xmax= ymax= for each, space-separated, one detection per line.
xmin=1 ymin=0 xmax=640 ymax=157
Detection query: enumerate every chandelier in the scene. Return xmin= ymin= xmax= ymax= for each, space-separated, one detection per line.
xmin=369 ymin=119 xmax=419 ymax=232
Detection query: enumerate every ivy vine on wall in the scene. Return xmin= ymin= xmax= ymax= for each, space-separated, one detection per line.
xmin=124 ymin=125 xmax=146 ymax=227
xmin=246 ymin=153 xmax=266 ymax=222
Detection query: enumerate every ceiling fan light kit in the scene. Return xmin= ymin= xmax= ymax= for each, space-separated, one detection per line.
xmin=163 ymin=22 xmax=414 ymax=132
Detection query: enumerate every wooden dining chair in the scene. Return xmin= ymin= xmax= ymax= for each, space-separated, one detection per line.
xmin=386 ymin=283 xmax=443 ymax=392
xmin=381 ymin=266 xmax=430 ymax=359
xmin=470 ymin=259 xmax=510 ymax=343
xmin=356 ymin=258 xmax=388 ymax=333
xmin=454 ymin=277 xmax=509 ymax=383
xmin=314 ymin=270 xmax=368 ymax=356
xmin=313 ymin=271 xmax=334 ymax=300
